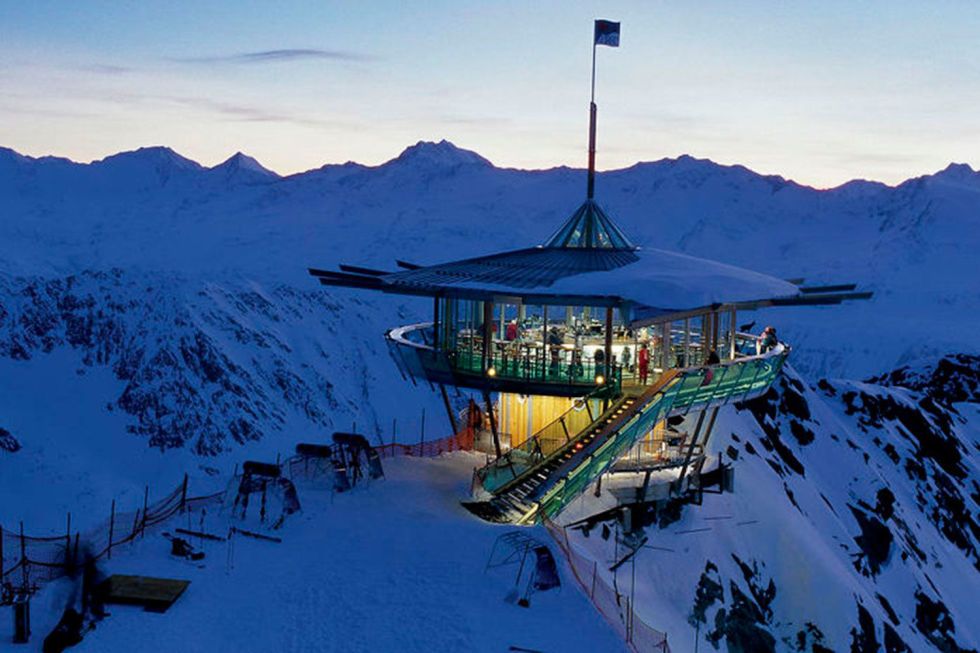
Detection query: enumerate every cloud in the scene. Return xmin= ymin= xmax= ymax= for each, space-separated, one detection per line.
xmin=75 ymin=64 xmax=133 ymax=75
xmin=174 ymin=48 xmax=372 ymax=65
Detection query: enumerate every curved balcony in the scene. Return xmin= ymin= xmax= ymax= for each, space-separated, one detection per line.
xmin=386 ymin=322 xmax=621 ymax=396
xmin=387 ymin=321 xmax=786 ymax=400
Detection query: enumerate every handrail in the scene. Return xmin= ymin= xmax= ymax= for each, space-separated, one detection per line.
xmin=387 ymin=322 xmax=435 ymax=351
xmin=515 ymin=342 xmax=790 ymax=523
xmin=474 ymin=388 xmax=621 ymax=495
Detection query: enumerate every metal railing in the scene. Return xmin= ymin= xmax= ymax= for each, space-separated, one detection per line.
xmin=519 ymin=341 xmax=790 ymax=523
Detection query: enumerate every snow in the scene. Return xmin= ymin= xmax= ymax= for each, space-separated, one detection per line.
xmin=1 ymin=140 xmax=978 ymax=652
xmin=555 ymin=365 xmax=979 ymax=651
xmin=548 ymin=246 xmax=801 ymax=310
xmin=28 ymin=454 xmax=626 ymax=653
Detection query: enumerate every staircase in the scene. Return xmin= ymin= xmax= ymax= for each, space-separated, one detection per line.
xmin=463 ymin=393 xmax=640 ymax=523
xmin=463 ymin=344 xmax=790 ymax=524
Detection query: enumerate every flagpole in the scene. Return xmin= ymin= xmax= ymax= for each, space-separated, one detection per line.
xmin=587 ymin=38 xmax=597 ymax=200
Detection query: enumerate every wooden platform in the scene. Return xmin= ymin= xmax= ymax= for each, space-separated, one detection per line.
xmin=99 ymin=574 xmax=190 ymax=613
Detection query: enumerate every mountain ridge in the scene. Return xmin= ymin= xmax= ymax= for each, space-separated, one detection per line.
xmin=2 ymin=142 xmax=976 ymax=191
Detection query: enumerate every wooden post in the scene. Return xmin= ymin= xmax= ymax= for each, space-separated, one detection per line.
xmin=65 ymin=513 xmax=72 ymax=572
xmin=108 ymin=500 xmax=115 ymax=560
xmin=141 ymin=485 xmax=149 ymax=538
xmin=180 ymin=473 xmax=189 ymax=513
xmin=19 ymin=521 xmax=27 ymax=588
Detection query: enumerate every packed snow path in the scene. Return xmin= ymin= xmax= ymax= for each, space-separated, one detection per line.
xmin=27 ymin=454 xmax=626 ymax=652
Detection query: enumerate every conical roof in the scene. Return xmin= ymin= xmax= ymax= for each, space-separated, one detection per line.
xmin=543 ymin=199 xmax=635 ymax=250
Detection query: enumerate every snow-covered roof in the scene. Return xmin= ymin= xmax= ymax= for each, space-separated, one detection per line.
xmin=379 ymin=244 xmax=799 ymax=312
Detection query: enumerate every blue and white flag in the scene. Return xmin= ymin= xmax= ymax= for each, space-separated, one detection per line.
xmin=594 ymin=19 xmax=620 ymax=47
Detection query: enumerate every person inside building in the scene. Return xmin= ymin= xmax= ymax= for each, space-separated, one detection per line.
xmin=506 ymin=319 xmax=519 ymax=341
xmin=702 ymin=349 xmax=721 ymax=386
xmin=547 ymin=326 xmax=563 ymax=346
xmin=638 ymin=342 xmax=650 ymax=384
xmin=549 ymin=346 xmax=561 ymax=376
xmin=757 ymin=326 xmax=778 ymax=354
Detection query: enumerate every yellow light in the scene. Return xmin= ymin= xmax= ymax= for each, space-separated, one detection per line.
xmin=487 ymin=367 xmax=497 ymax=377
xmin=595 ymin=374 xmax=605 ymax=386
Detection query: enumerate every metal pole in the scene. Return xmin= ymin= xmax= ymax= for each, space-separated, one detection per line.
xmin=587 ymin=41 xmax=598 ymax=200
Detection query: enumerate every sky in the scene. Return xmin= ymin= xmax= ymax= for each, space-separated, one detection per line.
xmin=1 ymin=1 xmax=979 ymax=188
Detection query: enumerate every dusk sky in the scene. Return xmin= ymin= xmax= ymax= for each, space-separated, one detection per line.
xmin=2 ymin=1 xmax=978 ymax=187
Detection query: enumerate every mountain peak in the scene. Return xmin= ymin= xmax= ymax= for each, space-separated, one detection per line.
xmin=212 ymin=152 xmax=278 ymax=179
xmin=97 ymin=146 xmax=202 ymax=171
xmin=387 ymin=140 xmax=491 ymax=168
xmin=935 ymin=162 xmax=976 ymax=179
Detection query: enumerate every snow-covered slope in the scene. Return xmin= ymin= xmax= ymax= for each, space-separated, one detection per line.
xmin=1 ymin=142 xmax=977 ymax=651
xmin=559 ymin=355 xmax=979 ymax=652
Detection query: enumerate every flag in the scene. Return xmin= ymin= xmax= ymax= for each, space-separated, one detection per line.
xmin=594 ymin=19 xmax=620 ymax=47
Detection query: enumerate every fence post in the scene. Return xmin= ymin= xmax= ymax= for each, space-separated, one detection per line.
xmin=141 ymin=486 xmax=149 ymax=538
xmin=65 ymin=512 xmax=72 ymax=572
xmin=180 ymin=473 xmax=189 ymax=513
xmin=108 ymin=500 xmax=115 ymax=560
xmin=19 ymin=521 xmax=27 ymax=588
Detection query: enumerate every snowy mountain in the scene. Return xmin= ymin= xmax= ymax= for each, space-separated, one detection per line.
xmin=558 ymin=357 xmax=978 ymax=651
xmin=1 ymin=142 xmax=977 ymax=651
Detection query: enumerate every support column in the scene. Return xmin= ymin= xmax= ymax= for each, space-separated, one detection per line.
xmin=676 ymin=407 xmax=719 ymax=492
xmin=542 ymin=305 xmax=549 ymax=380
xmin=432 ymin=296 xmax=440 ymax=351
xmin=729 ymin=308 xmax=738 ymax=360
xmin=481 ymin=301 xmax=493 ymax=373
xmin=683 ymin=318 xmax=690 ymax=368
xmin=439 ymin=385 xmax=458 ymax=435
xmin=604 ymin=307 xmax=613 ymax=382
xmin=711 ymin=310 xmax=720 ymax=354
xmin=483 ymin=389 xmax=502 ymax=459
